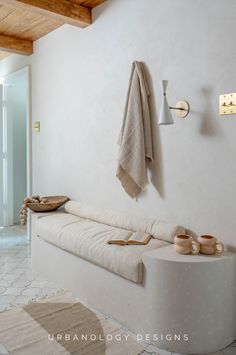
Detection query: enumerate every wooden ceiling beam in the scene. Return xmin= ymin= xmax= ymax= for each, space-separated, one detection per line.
xmin=71 ymin=0 xmax=107 ymax=8
xmin=0 ymin=33 xmax=33 ymax=55
xmin=0 ymin=0 xmax=91 ymax=28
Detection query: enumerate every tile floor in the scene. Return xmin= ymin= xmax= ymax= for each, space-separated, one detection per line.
xmin=0 ymin=225 xmax=64 ymax=312
xmin=0 ymin=225 xmax=235 ymax=355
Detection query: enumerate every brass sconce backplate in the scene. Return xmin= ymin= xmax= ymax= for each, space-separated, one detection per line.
xmin=175 ymin=100 xmax=190 ymax=118
xmin=219 ymin=93 xmax=236 ymax=115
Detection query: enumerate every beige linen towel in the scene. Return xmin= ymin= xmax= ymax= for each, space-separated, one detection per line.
xmin=116 ymin=61 xmax=153 ymax=198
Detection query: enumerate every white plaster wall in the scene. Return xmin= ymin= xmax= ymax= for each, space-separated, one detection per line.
xmin=0 ymin=0 xmax=236 ymax=249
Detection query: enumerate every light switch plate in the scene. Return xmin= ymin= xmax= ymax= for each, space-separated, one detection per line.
xmin=34 ymin=121 xmax=40 ymax=133
xmin=219 ymin=93 xmax=236 ymax=115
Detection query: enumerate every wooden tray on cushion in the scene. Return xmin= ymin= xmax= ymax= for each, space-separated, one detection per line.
xmin=26 ymin=196 xmax=69 ymax=212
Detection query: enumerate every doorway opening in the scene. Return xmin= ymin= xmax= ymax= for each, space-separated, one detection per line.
xmin=0 ymin=67 xmax=31 ymax=241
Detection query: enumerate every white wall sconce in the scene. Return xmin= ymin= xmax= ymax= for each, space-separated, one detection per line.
xmin=158 ymin=80 xmax=190 ymax=125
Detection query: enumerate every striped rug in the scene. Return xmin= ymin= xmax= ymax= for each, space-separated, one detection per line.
xmin=0 ymin=293 xmax=144 ymax=355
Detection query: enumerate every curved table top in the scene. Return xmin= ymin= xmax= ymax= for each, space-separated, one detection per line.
xmin=144 ymin=244 xmax=235 ymax=263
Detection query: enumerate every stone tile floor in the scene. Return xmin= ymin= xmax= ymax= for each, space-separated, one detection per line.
xmin=0 ymin=225 xmax=235 ymax=355
xmin=0 ymin=225 xmax=64 ymax=312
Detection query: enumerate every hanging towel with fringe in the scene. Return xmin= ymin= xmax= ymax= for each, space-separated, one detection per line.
xmin=116 ymin=61 xmax=153 ymax=198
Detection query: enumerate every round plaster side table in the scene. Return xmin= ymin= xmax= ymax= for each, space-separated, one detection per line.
xmin=143 ymin=245 xmax=236 ymax=354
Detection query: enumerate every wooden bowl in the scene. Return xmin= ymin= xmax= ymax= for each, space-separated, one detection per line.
xmin=26 ymin=196 xmax=69 ymax=212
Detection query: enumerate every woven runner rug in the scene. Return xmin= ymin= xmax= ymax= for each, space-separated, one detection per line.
xmin=0 ymin=293 xmax=144 ymax=355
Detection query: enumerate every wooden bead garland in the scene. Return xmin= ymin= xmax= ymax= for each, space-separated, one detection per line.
xmin=20 ymin=196 xmax=48 ymax=225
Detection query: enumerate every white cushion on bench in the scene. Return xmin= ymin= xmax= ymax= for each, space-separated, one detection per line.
xmin=36 ymin=213 xmax=170 ymax=283
xmin=65 ymin=201 xmax=184 ymax=243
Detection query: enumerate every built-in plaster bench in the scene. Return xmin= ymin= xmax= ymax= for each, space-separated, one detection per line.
xmin=31 ymin=201 xmax=236 ymax=354
xmin=34 ymin=211 xmax=170 ymax=284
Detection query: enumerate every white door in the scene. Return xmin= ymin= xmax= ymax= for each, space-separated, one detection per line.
xmin=0 ymin=84 xmax=3 ymax=226
xmin=0 ymin=68 xmax=30 ymax=228
xmin=0 ymin=83 xmax=14 ymax=227
xmin=4 ymin=82 xmax=13 ymax=226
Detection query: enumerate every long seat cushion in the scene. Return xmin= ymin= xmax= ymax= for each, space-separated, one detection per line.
xmin=35 ymin=213 xmax=170 ymax=283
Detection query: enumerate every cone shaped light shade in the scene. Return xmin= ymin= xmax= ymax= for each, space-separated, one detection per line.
xmin=158 ymin=80 xmax=174 ymax=125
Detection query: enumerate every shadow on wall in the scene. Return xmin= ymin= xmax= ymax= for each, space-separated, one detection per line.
xmin=143 ymin=62 xmax=165 ymax=199
xmin=92 ymin=0 xmax=112 ymax=21
xmin=186 ymin=229 xmax=199 ymax=241
xmin=227 ymin=244 xmax=236 ymax=252
xmin=192 ymin=86 xmax=224 ymax=137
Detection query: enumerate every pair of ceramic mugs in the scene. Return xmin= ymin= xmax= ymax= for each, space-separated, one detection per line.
xmin=174 ymin=234 xmax=224 ymax=255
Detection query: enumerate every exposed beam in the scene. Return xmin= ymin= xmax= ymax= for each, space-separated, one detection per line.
xmin=71 ymin=0 xmax=107 ymax=8
xmin=0 ymin=34 xmax=33 ymax=55
xmin=0 ymin=51 xmax=11 ymax=60
xmin=0 ymin=0 xmax=92 ymax=28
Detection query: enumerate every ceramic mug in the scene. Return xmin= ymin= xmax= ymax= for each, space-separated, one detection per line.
xmin=174 ymin=234 xmax=200 ymax=255
xmin=198 ymin=235 xmax=224 ymax=255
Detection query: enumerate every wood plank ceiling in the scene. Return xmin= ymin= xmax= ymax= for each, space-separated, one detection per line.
xmin=0 ymin=0 xmax=107 ymax=58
